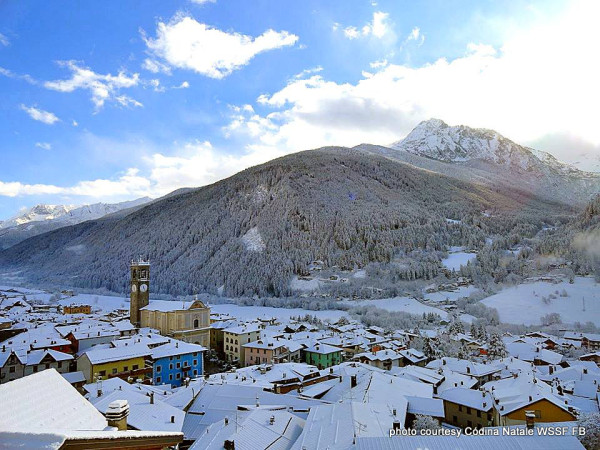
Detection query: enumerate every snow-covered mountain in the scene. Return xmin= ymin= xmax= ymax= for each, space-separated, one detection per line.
xmin=389 ymin=118 xmax=582 ymax=176
xmin=0 ymin=197 xmax=152 ymax=249
xmin=0 ymin=204 xmax=76 ymax=230
xmin=1 ymin=198 xmax=152 ymax=230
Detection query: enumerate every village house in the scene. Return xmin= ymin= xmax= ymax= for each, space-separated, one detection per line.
xmin=302 ymin=343 xmax=342 ymax=369
xmin=151 ymin=340 xmax=206 ymax=386
xmin=62 ymin=304 xmax=92 ymax=315
xmin=223 ymin=323 xmax=261 ymax=365
xmin=243 ymin=338 xmax=302 ymax=366
xmin=77 ymin=344 xmax=152 ymax=383
xmin=439 ymin=387 xmax=494 ymax=429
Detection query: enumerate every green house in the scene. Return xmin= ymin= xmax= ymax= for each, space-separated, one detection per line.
xmin=302 ymin=343 xmax=342 ymax=369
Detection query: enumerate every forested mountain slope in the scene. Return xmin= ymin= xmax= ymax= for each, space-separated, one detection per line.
xmin=0 ymin=147 xmax=576 ymax=297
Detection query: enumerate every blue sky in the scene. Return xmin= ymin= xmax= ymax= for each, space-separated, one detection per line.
xmin=1 ymin=0 xmax=599 ymax=220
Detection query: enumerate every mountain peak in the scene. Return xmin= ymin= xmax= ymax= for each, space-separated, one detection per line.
xmin=388 ymin=120 xmax=582 ymax=176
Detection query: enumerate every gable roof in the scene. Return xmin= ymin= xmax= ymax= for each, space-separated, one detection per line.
xmin=0 ymin=369 xmax=107 ymax=432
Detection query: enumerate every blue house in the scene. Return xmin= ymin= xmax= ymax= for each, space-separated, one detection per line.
xmin=150 ymin=340 xmax=206 ymax=387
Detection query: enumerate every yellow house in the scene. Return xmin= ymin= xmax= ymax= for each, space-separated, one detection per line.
xmin=223 ymin=324 xmax=262 ymax=366
xmin=494 ymin=396 xmax=577 ymax=426
xmin=77 ymin=344 xmax=151 ymax=383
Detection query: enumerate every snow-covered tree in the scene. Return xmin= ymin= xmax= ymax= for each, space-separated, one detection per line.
xmin=412 ymin=414 xmax=440 ymax=431
xmin=487 ymin=332 xmax=507 ymax=359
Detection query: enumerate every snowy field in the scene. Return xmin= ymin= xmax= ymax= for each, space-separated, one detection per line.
xmin=424 ymin=285 xmax=478 ymax=303
xmin=343 ymin=296 xmax=449 ymax=318
xmin=0 ymin=286 xmax=129 ymax=313
xmin=209 ymin=303 xmax=349 ymax=322
xmin=482 ymin=276 xmax=600 ymax=326
xmin=442 ymin=252 xmax=477 ymax=271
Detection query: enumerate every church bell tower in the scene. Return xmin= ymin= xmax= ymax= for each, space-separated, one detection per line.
xmin=130 ymin=258 xmax=150 ymax=326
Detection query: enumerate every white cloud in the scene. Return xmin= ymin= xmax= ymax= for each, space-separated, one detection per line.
xmin=143 ymin=15 xmax=298 ymax=79
xmin=343 ymin=26 xmax=360 ymax=39
xmin=20 ymin=105 xmax=60 ymax=125
xmin=0 ymin=33 xmax=9 ymax=46
xmin=35 ymin=142 xmax=52 ymax=150
xmin=142 ymin=58 xmax=172 ymax=75
xmin=44 ymin=61 xmax=141 ymax=110
xmin=72 ymin=120 xmax=79 ymax=127
xmin=338 ymin=11 xmax=394 ymax=41
xmin=0 ymin=138 xmax=282 ymax=201
xmin=177 ymin=81 xmax=190 ymax=89
xmin=405 ymin=27 xmax=425 ymax=46
xmin=369 ymin=59 xmax=388 ymax=69
xmin=225 ymin=0 xmax=600 ymax=161
xmin=0 ymin=66 xmax=37 ymax=85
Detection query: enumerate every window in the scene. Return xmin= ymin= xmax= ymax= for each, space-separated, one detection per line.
xmin=58 ymin=362 xmax=62 ymax=369
xmin=194 ymin=319 xmax=199 ymax=328
xmin=193 ymin=359 xmax=197 ymax=366
xmin=123 ymin=366 xmax=128 ymax=372
xmin=467 ymin=420 xmax=472 ymax=428
xmin=466 ymin=407 xmax=472 ymax=415
xmin=99 ymin=370 xmax=106 ymax=377
xmin=132 ymin=364 xmax=138 ymax=370
xmin=487 ymin=413 xmax=492 ymax=422
xmin=453 ymin=415 xmax=457 ymax=424
xmin=193 ymin=370 xmax=198 ymax=376
xmin=263 ymin=349 xmax=266 ymax=354
xmin=169 ymin=374 xmax=173 ymax=380
xmin=234 ymin=347 xmax=238 ymax=353
xmin=156 ymin=376 xmax=161 ymax=383
xmin=534 ymin=410 xmax=542 ymax=418
xmin=112 ymin=368 xmax=118 ymax=374
xmin=33 ymin=366 xmax=38 ymax=373
xmin=458 ymin=405 xmax=463 ymax=412
xmin=45 ymin=363 xmax=50 ymax=369
xmin=477 ymin=410 xmax=481 ymax=418
xmin=193 ymin=352 xmax=197 ymax=357
xmin=176 ymin=373 xmax=181 ymax=379
xmin=247 ymin=338 xmax=250 ymax=343
xmin=176 ymin=363 xmax=181 ymax=369
xmin=226 ymin=337 xmax=229 ymax=343
xmin=170 ymin=356 xmax=173 ymax=361
xmin=157 ymin=365 xmax=161 ymax=373
xmin=9 ymin=366 xmax=15 ymax=373
xmin=169 ymin=364 xmax=173 ymax=370
xmin=235 ymin=339 xmax=238 ymax=344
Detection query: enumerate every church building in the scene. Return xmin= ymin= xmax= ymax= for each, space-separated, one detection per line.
xmin=129 ymin=259 xmax=211 ymax=348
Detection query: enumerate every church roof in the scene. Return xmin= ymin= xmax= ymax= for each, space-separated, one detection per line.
xmin=140 ymin=300 xmax=207 ymax=312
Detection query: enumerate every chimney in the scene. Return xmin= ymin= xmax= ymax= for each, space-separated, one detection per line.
xmin=466 ymin=366 xmax=471 ymax=374
xmin=525 ymin=411 xmax=535 ymax=429
xmin=225 ymin=417 xmax=229 ymax=426
xmin=224 ymin=440 xmax=235 ymax=450
xmin=106 ymin=400 xmax=129 ymax=431
xmin=150 ymin=392 xmax=154 ymax=404
xmin=270 ymin=415 xmax=275 ymax=425
xmin=549 ymin=366 xmax=554 ymax=374
xmin=351 ymin=375 xmax=357 ymax=388
xmin=170 ymin=416 xmax=175 ymax=423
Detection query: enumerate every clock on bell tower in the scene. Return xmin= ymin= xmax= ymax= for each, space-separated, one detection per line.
xmin=130 ymin=258 xmax=150 ymax=326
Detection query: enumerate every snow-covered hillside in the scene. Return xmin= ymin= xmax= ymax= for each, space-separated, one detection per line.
xmin=482 ymin=276 xmax=600 ymax=326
